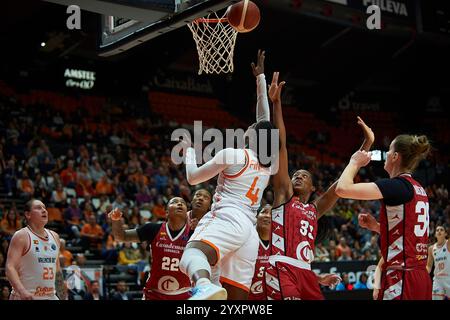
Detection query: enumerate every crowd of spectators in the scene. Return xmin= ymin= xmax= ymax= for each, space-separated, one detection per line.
xmin=0 ymin=83 xmax=449 ymax=298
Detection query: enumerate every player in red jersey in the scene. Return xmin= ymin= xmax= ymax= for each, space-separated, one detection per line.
xmin=248 ymin=204 xmax=271 ymax=300
xmin=266 ymin=73 xmax=374 ymax=300
xmin=109 ymin=197 xmax=192 ymax=300
xmin=336 ymin=134 xmax=432 ymax=300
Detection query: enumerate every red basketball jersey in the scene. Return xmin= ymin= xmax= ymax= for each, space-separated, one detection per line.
xmin=248 ymin=239 xmax=270 ymax=300
xmin=379 ymin=174 xmax=429 ymax=270
xmin=271 ymin=196 xmax=318 ymax=263
xmin=144 ymin=222 xmax=192 ymax=296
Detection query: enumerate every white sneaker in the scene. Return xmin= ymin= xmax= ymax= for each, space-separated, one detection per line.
xmin=189 ymin=283 xmax=227 ymax=300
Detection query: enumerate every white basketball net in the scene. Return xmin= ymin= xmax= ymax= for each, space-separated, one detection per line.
xmin=188 ymin=11 xmax=238 ymax=75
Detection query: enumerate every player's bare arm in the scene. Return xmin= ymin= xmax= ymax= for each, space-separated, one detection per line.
xmin=269 ymin=72 xmax=291 ymax=206
xmin=5 ymin=229 xmax=33 ymax=300
xmin=51 ymin=232 xmax=68 ymax=300
xmin=108 ymin=208 xmax=140 ymax=242
xmin=182 ymin=132 xmax=233 ymax=185
xmin=426 ymin=245 xmax=434 ymax=273
xmin=335 ymin=151 xmax=383 ymax=200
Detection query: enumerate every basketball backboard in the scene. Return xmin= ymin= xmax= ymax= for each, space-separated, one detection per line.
xmin=45 ymin=0 xmax=237 ymax=56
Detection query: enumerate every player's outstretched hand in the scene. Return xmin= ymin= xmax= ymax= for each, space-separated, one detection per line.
xmin=108 ymin=207 xmax=123 ymax=221
xmin=318 ymin=273 xmax=342 ymax=289
xmin=268 ymin=72 xmax=285 ymax=104
xmin=251 ymin=49 xmax=265 ymax=77
xmin=349 ymin=150 xmax=371 ymax=168
xmin=357 ymin=116 xmax=375 ymax=146
xmin=358 ymin=213 xmax=379 ymax=233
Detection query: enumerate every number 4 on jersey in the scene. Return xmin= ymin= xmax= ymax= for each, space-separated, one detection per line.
xmin=246 ymin=177 xmax=260 ymax=205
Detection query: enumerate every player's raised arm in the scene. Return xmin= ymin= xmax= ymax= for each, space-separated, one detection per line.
xmin=251 ymin=49 xmax=270 ymax=122
xmin=358 ymin=116 xmax=375 ymax=152
xmin=269 ymin=72 xmax=291 ymax=204
xmin=108 ymin=208 xmax=140 ymax=242
xmin=5 ymin=230 xmax=33 ymax=300
xmin=315 ymin=117 xmax=376 ymax=216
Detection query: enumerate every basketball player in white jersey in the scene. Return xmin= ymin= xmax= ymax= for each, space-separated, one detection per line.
xmin=6 ymin=199 xmax=66 ymax=300
xmin=427 ymin=225 xmax=450 ymax=300
xmin=179 ymin=50 xmax=277 ymax=300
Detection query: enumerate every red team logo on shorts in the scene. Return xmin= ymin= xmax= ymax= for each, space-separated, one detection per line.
xmin=157 ymin=275 xmax=180 ymax=292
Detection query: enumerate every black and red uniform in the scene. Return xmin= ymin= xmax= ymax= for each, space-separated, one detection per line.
xmin=376 ymin=174 xmax=432 ymax=300
xmin=137 ymin=222 xmax=192 ymax=300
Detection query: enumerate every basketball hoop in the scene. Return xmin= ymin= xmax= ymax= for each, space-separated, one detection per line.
xmin=188 ymin=11 xmax=238 ymax=75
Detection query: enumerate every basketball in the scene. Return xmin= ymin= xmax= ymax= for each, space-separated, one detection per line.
xmin=226 ymin=0 xmax=260 ymax=33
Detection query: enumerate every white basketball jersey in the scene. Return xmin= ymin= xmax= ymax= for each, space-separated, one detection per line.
xmin=433 ymin=240 xmax=450 ymax=282
xmin=212 ymin=149 xmax=270 ymax=221
xmin=11 ymin=227 xmax=60 ymax=300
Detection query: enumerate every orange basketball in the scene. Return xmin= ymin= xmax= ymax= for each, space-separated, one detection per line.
xmin=226 ymin=0 xmax=260 ymax=33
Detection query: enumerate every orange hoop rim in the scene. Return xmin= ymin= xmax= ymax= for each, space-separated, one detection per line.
xmin=192 ymin=17 xmax=228 ymax=24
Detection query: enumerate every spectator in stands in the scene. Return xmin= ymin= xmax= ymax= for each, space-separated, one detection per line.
xmin=112 ymin=194 xmax=127 ymax=211
xmin=51 ymin=184 xmax=67 ymax=208
xmin=338 ymin=249 xmax=352 ymax=261
xmin=82 ymin=203 xmax=96 ymax=221
xmin=64 ymin=198 xmax=83 ymax=239
xmin=315 ymin=242 xmax=330 ymax=262
xmin=60 ymin=160 xmax=77 ymax=188
xmin=361 ymin=235 xmax=379 ymax=259
xmin=0 ymin=208 xmax=22 ymax=238
xmin=59 ymin=238 xmax=74 ymax=267
xmin=75 ymin=253 xmax=87 ymax=267
xmin=95 ymin=175 xmax=113 ymax=196
xmin=76 ymin=169 xmax=95 ymax=198
xmin=7 ymin=137 xmax=25 ymax=160
xmin=39 ymin=157 xmax=55 ymax=177
xmin=152 ymin=196 xmax=166 ymax=220
xmin=127 ymin=207 xmax=141 ymax=228
xmin=1 ymin=285 xmax=10 ymax=300
xmin=33 ymin=171 xmax=50 ymax=201
xmin=135 ymin=186 xmax=152 ymax=206
xmin=84 ymin=280 xmax=104 ymax=300
xmin=90 ymin=160 xmax=106 ymax=183
xmin=100 ymin=146 xmax=114 ymax=165
xmin=98 ymin=195 xmax=112 ymax=213
xmin=117 ymin=242 xmax=145 ymax=273
xmin=154 ymin=166 xmax=168 ymax=192
xmin=335 ymin=273 xmax=353 ymax=291
xmin=102 ymin=232 xmax=119 ymax=265
xmin=80 ymin=215 xmax=104 ymax=251
xmin=353 ymin=273 xmax=369 ymax=290
xmin=110 ymin=281 xmax=132 ymax=300
xmin=4 ymin=159 xmax=17 ymax=196
xmin=37 ymin=142 xmax=55 ymax=165
xmin=336 ymin=237 xmax=352 ymax=259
